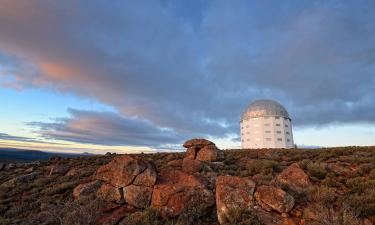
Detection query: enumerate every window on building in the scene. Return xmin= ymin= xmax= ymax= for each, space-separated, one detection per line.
xmin=246 ymin=131 xmax=250 ymax=134
xmin=276 ymin=123 xmax=281 ymax=126
xmin=247 ymin=139 xmax=250 ymax=141
xmin=264 ymin=117 xmax=269 ymax=119
xmin=275 ymin=116 xmax=280 ymax=119
xmin=265 ymin=131 xmax=271 ymax=134
xmin=285 ymin=124 xmax=289 ymax=127
xmin=266 ymin=138 xmax=272 ymax=141
xmin=286 ymin=131 xmax=289 ymax=135
xmin=276 ymin=131 xmax=282 ymax=134
xmin=246 ymin=125 xmax=249 ymax=128
xmin=287 ymin=139 xmax=290 ymax=142
xmin=241 ymin=133 xmax=244 ymax=136
xmin=277 ymin=138 xmax=282 ymax=141
xmin=264 ymin=123 xmax=270 ymax=126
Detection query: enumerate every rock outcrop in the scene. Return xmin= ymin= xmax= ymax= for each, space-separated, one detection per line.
xmin=182 ymin=138 xmax=223 ymax=162
xmin=276 ymin=163 xmax=311 ymax=193
xmin=255 ymin=185 xmax=295 ymax=213
xmin=151 ymin=170 xmax=214 ymax=218
xmin=95 ymin=156 xmax=157 ymax=208
xmin=215 ymin=175 xmax=256 ymax=224
xmin=73 ymin=180 xmax=102 ymax=199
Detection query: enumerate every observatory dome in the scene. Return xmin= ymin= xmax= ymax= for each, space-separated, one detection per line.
xmin=241 ymin=99 xmax=289 ymax=121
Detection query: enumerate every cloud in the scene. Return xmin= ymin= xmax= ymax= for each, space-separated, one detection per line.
xmin=0 ymin=132 xmax=61 ymax=144
xmin=27 ymin=109 xmax=189 ymax=148
xmin=1 ymin=0 xmax=375 ymax=146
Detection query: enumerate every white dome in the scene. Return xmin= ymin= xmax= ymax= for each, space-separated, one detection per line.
xmin=241 ymin=99 xmax=290 ymax=121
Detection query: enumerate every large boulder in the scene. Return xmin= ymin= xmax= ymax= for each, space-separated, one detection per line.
xmin=124 ymin=185 xmax=153 ymax=209
xmin=96 ymin=156 xmax=156 ymax=188
xmin=183 ymin=138 xmax=214 ymax=148
xmin=2 ymin=172 xmax=40 ymax=187
xmin=182 ymin=158 xmax=203 ymax=174
xmin=276 ymin=163 xmax=311 ymax=193
xmin=97 ymin=184 xmax=122 ymax=202
xmin=215 ymin=175 xmax=256 ymax=224
xmin=73 ymin=180 xmax=102 ymax=199
xmin=255 ymin=185 xmax=295 ymax=213
xmin=182 ymin=138 xmax=223 ymax=162
xmin=151 ymin=170 xmax=214 ymax=218
xmin=48 ymin=165 xmax=70 ymax=176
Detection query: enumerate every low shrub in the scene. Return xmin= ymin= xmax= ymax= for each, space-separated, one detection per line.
xmin=307 ymin=186 xmax=336 ymax=205
xmin=222 ymin=208 xmax=262 ymax=225
xmin=246 ymin=159 xmax=280 ymax=176
xmin=307 ymin=163 xmax=327 ymax=179
xmin=120 ymin=208 xmax=162 ymax=225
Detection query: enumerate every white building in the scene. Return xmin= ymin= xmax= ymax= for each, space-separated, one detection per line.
xmin=240 ymin=99 xmax=294 ymax=149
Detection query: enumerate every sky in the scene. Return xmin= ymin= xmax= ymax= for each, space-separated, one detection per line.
xmin=0 ymin=0 xmax=375 ymax=154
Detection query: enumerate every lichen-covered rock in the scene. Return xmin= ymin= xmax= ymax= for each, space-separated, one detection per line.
xmin=2 ymin=172 xmax=41 ymax=187
xmin=185 ymin=146 xmax=199 ymax=159
xmin=124 ymin=185 xmax=153 ymax=209
xmin=276 ymin=163 xmax=311 ymax=192
xmin=96 ymin=156 xmax=154 ymax=188
xmin=73 ymin=180 xmax=102 ymax=199
xmin=97 ymin=183 xmax=122 ymax=202
xmin=49 ymin=165 xmax=70 ymax=176
xmin=183 ymin=138 xmax=214 ymax=148
xmin=196 ymin=145 xmax=222 ymax=162
xmin=255 ymin=185 xmax=295 ymax=213
xmin=151 ymin=170 xmax=214 ymax=218
xmin=215 ymin=175 xmax=256 ymax=224
xmin=132 ymin=162 xmax=157 ymax=187
xmin=182 ymin=158 xmax=203 ymax=173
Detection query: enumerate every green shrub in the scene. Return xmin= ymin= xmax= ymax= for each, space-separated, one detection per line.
xmin=120 ymin=208 xmax=162 ymax=225
xmin=314 ymin=205 xmax=361 ymax=225
xmin=222 ymin=208 xmax=262 ymax=225
xmin=307 ymin=163 xmax=327 ymax=179
xmin=369 ymin=169 xmax=375 ymax=179
xmin=246 ymin=159 xmax=280 ymax=176
xmin=346 ymin=177 xmax=375 ymax=193
xmin=344 ymin=188 xmax=375 ymax=218
xmin=307 ymin=186 xmax=336 ymax=205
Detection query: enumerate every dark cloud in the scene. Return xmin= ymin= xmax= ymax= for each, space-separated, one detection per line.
xmin=0 ymin=132 xmax=61 ymax=144
xmin=0 ymin=0 xmax=375 ymax=146
xmin=27 ymin=109 xmax=189 ymax=148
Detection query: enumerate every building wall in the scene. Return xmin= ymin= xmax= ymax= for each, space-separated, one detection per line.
xmin=240 ymin=116 xmax=294 ymax=149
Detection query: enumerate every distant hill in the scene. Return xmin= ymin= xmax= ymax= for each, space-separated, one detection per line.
xmin=0 ymin=148 xmax=89 ymax=163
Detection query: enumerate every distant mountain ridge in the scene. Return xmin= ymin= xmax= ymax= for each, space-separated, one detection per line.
xmin=0 ymin=148 xmax=89 ymax=163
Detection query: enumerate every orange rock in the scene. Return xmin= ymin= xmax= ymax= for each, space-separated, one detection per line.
xmin=97 ymin=183 xmax=122 ymax=202
xmin=255 ymin=185 xmax=295 ymax=213
xmin=215 ymin=175 xmax=256 ymax=224
xmin=73 ymin=180 xmax=101 ymax=199
xmin=132 ymin=162 xmax=157 ymax=187
xmin=196 ymin=145 xmax=222 ymax=162
xmin=151 ymin=170 xmax=214 ymax=218
xmin=185 ymin=146 xmax=199 ymax=159
xmin=278 ymin=218 xmax=298 ymax=225
xmin=94 ymin=205 xmax=137 ymax=225
xmin=124 ymin=185 xmax=153 ymax=209
xmin=96 ymin=156 xmax=153 ymax=187
xmin=183 ymin=138 xmax=214 ymax=148
xmin=276 ymin=163 xmax=311 ymax=193
xmin=166 ymin=159 xmax=182 ymax=167
xmin=182 ymin=158 xmax=203 ymax=173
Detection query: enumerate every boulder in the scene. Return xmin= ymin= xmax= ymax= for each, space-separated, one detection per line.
xmin=0 ymin=163 xmax=5 ymax=171
xmin=182 ymin=158 xmax=203 ymax=174
xmin=255 ymin=185 xmax=295 ymax=213
xmin=2 ymin=172 xmax=40 ymax=187
xmin=124 ymin=185 xmax=153 ymax=209
xmin=73 ymin=180 xmax=102 ymax=199
xmin=196 ymin=145 xmax=222 ymax=162
xmin=166 ymin=159 xmax=182 ymax=167
xmin=151 ymin=170 xmax=214 ymax=218
xmin=96 ymin=156 xmax=150 ymax=187
xmin=185 ymin=146 xmax=199 ymax=159
xmin=49 ymin=165 xmax=70 ymax=176
xmin=132 ymin=162 xmax=157 ymax=187
xmin=276 ymin=163 xmax=311 ymax=193
xmin=183 ymin=138 xmax=214 ymax=148
xmin=97 ymin=184 xmax=122 ymax=202
xmin=215 ymin=175 xmax=256 ymax=224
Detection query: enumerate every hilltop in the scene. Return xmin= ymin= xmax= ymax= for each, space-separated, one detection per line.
xmin=0 ymin=139 xmax=374 ymax=225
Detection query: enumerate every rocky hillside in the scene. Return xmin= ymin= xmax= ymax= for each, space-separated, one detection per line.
xmin=0 ymin=139 xmax=374 ymax=225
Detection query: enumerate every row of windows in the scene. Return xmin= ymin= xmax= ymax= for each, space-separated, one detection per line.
xmin=242 ymin=138 xmax=291 ymax=142
xmin=241 ymin=130 xmax=291 ymax=135
xmin=241 ymin=124 xmax=289 ymax=129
